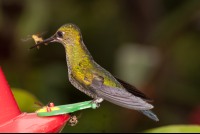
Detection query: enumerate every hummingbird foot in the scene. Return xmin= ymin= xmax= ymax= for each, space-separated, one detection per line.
xmin=90 ymin=98 xmax=103 ymax=109
xmin=96 ymin=103 xmax=100 ymax=109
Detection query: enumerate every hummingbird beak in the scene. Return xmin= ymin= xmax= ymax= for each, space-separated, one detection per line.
xmin=28 ymin=37 xmax=55 ymax=50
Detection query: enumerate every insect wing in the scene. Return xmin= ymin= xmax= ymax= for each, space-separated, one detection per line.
xmin=21 ymin=37 xmax=33 ymax=42
xmin=36 ymin=31 xmax=48 ymax=37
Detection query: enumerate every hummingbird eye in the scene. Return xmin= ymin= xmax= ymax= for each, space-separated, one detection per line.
xmin=57 ymin=31 xmax=64 ymax=38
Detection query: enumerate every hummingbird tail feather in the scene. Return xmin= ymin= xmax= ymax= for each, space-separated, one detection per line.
xmin=138 ymin=110 xmax=159 ymax=121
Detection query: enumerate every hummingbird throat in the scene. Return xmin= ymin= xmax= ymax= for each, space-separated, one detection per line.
xmin=63 ymin=38 xmax=93 ymax=69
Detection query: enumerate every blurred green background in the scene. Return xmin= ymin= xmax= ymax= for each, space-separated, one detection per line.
xmin=1 ymin=0 xmax=200 ymax=133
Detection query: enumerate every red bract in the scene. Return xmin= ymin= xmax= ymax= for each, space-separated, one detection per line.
xmin=0 ymin=67 xmax=70 ymax=133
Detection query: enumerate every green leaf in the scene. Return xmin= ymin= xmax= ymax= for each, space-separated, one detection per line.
xmin=11 ymin=88 xmax=42 ymax=113
xmin=144 ymin=125 xmax=200 ymax=133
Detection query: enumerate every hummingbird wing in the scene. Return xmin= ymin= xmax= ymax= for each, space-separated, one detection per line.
xmin=113 ymin=76 xmax=153 ymax=102
xmin=87 ymin=75 xmax=153 ymax=110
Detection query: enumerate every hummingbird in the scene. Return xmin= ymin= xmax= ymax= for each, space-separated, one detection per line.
xmin=29 ymin=23 xmax=159 ymax=121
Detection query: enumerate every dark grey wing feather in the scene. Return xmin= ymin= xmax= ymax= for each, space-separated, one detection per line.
xmin=88 ymin=76 xmax=153 ymax=110
xmin=114 ymin=76 xmax=153 ymax=102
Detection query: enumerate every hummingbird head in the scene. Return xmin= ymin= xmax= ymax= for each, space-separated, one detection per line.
xmin=29 ymin=23 xmax=83 ymax=50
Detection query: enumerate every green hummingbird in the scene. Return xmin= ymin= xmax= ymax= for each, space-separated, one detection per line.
xmin=29 ymin=23 xmax=159 ymax=121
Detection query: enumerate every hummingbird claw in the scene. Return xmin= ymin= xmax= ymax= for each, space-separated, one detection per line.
xmin=89 ymin=101 xmax=100 ymax=109
xmin=96 ymin=103 xmax=100 ymax=109
xmin=89 ymin=98 xmax=103 ymax=109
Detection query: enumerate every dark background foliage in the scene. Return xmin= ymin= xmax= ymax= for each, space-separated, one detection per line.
xmin=1 ymin=0 xmax=200 ymax=132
